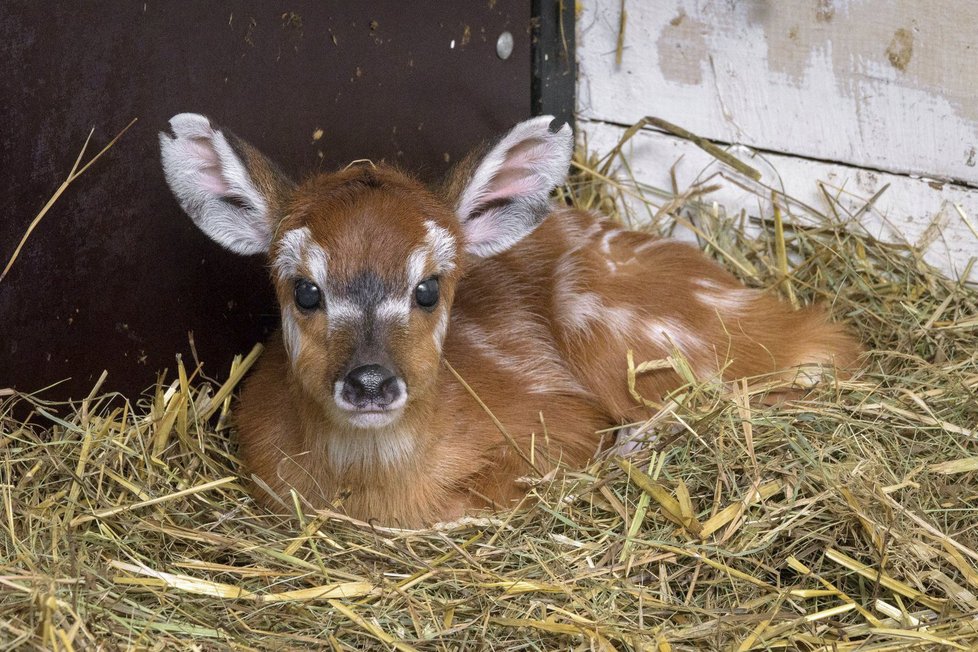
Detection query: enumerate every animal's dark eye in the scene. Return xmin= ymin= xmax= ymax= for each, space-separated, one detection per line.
xmin=414 ymin=277 xmax=440 ymax=310
xmin=294 ymin=279 xmax=322 ymax=311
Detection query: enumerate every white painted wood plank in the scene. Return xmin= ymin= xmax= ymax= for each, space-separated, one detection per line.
xmin=580 ymin=119 xmax=978 ymax=282
xmin=577 ymin=0 xmax=978 ymax=185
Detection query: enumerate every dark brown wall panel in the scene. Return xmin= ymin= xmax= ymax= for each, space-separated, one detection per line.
xmin=0 ymin=2 xmax=533 ymax=400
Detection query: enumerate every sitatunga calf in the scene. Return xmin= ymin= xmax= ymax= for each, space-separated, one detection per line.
xmin=160 ymin=114 xmax=860 ymax=526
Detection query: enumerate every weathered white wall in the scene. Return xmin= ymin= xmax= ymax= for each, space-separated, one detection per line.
xmin=577 ymin=0 xmax=978 ymax=281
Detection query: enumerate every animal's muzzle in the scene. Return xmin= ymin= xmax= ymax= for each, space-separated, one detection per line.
xmin=340 ymin=364 xmax=403 ymax=410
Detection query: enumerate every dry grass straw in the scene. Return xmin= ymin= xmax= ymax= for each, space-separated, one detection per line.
xmin=3 ymin=123 xmax=978 ymax=650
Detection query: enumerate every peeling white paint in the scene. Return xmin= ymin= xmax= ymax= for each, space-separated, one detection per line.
xmin=578 ymin=0 xmax=978 ymax=184
xmin=577 ymin=0 xmax=978 ymax=281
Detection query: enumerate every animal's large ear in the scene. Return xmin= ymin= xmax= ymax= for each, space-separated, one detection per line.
xmin=452 ymin=116 xmax=573 ymax=258
xmin=159 ymin=113 xmax=293 ymax=255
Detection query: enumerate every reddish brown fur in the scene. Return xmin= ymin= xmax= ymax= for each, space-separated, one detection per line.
xmin=235 ymin=165 xmax=861 ymax=527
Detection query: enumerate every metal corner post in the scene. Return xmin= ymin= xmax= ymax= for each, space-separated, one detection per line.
xmin=531 ymin=0 xmax=576 ymax=128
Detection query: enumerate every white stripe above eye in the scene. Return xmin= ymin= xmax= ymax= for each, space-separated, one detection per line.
xmin=305 ymin=243 xmax=329 ymax=291
xmin=405 ymin=222 xmax=456 ymax=294
xmin=406 ymin=246 xmax=429 ymax=290
xmin=425 ymin=220 xmax=456 ymax=273
xmin=272 ymin=226 xmax=329 ymax=289
xmin=274 ymin=227 xmax=311 ymax=280
xmin=274 ymin=226 xmax=329 ymax=290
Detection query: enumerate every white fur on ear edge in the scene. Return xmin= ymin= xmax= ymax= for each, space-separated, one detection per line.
xmin=456 ymin=116 xmax=573 ymax=258
xmin=160 ymin=113 xmax=272 ymax=255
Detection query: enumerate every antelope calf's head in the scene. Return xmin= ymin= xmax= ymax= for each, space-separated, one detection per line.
xmin=160 ymin=113 xmax=572 ymax=431
xmin=272 ymin=175 xmax=459 ymax=430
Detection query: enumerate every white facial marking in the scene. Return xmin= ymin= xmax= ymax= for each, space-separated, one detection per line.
xmin=276 ymin=228 xmax=331 ymax=363
xmin=376 ymin=296 xmax=411 ymax=325
xmin=406 ymin=246 xmax=429 ymax=290
xmin=425 ymin=220 xmax=456 ymax=273
xmin=282 ymin=311 xmax=302 ymax=364
xmin=305 ymin=243 xmax=329 ymax=291
xmin=274 ymin=227 xmax=311 ymax=280
xmin=325 ymin=295 xmax=363 ymax=330
xmin=432 ymin=308 xmax=450 ymax=352
xmin=274 ymin=226 xmax=330 ymax=291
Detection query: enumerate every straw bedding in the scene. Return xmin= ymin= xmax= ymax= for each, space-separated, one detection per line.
xmin=2 ymin=128 xmax=977 ymax=650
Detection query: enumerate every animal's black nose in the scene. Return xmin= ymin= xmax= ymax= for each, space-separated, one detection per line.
xmin=342 ymin=364 xmax=401 ymax=408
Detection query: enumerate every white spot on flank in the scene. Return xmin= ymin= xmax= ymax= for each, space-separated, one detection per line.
xmin=645 ymin=317 xmax=705 ymax=354
xmin=604 ymin=305 xmax=638 ymax=333
xmin=581 ymin=219 xmax=604 ymax=240
xmin=644 ymin=317 xmax=715 ymax=378
xmin=555 ymin=255 xmax=636 ymax=335
xmin=633 ymin=238 xmax=665 ymax=255
xmin=599 ymin=228 xmax=621 ymax=255
xmin=559 ymin=288 xmax=600 ymax=333
xmin=694 ymin=278 xmax=724 ymax=291
xmin=453 ymin=317 xmax=588 ymax=397
xmin=693 ymin=279 xmax=757 ymax=315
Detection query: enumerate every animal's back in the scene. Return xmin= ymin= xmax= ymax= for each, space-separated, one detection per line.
xmin=234 ymin=204 xmax=859 ymax=523
xmin=161 ymin=112 xmax=860 ymax=526
xmin=451 ymin=207 xmax=861 ymax=424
